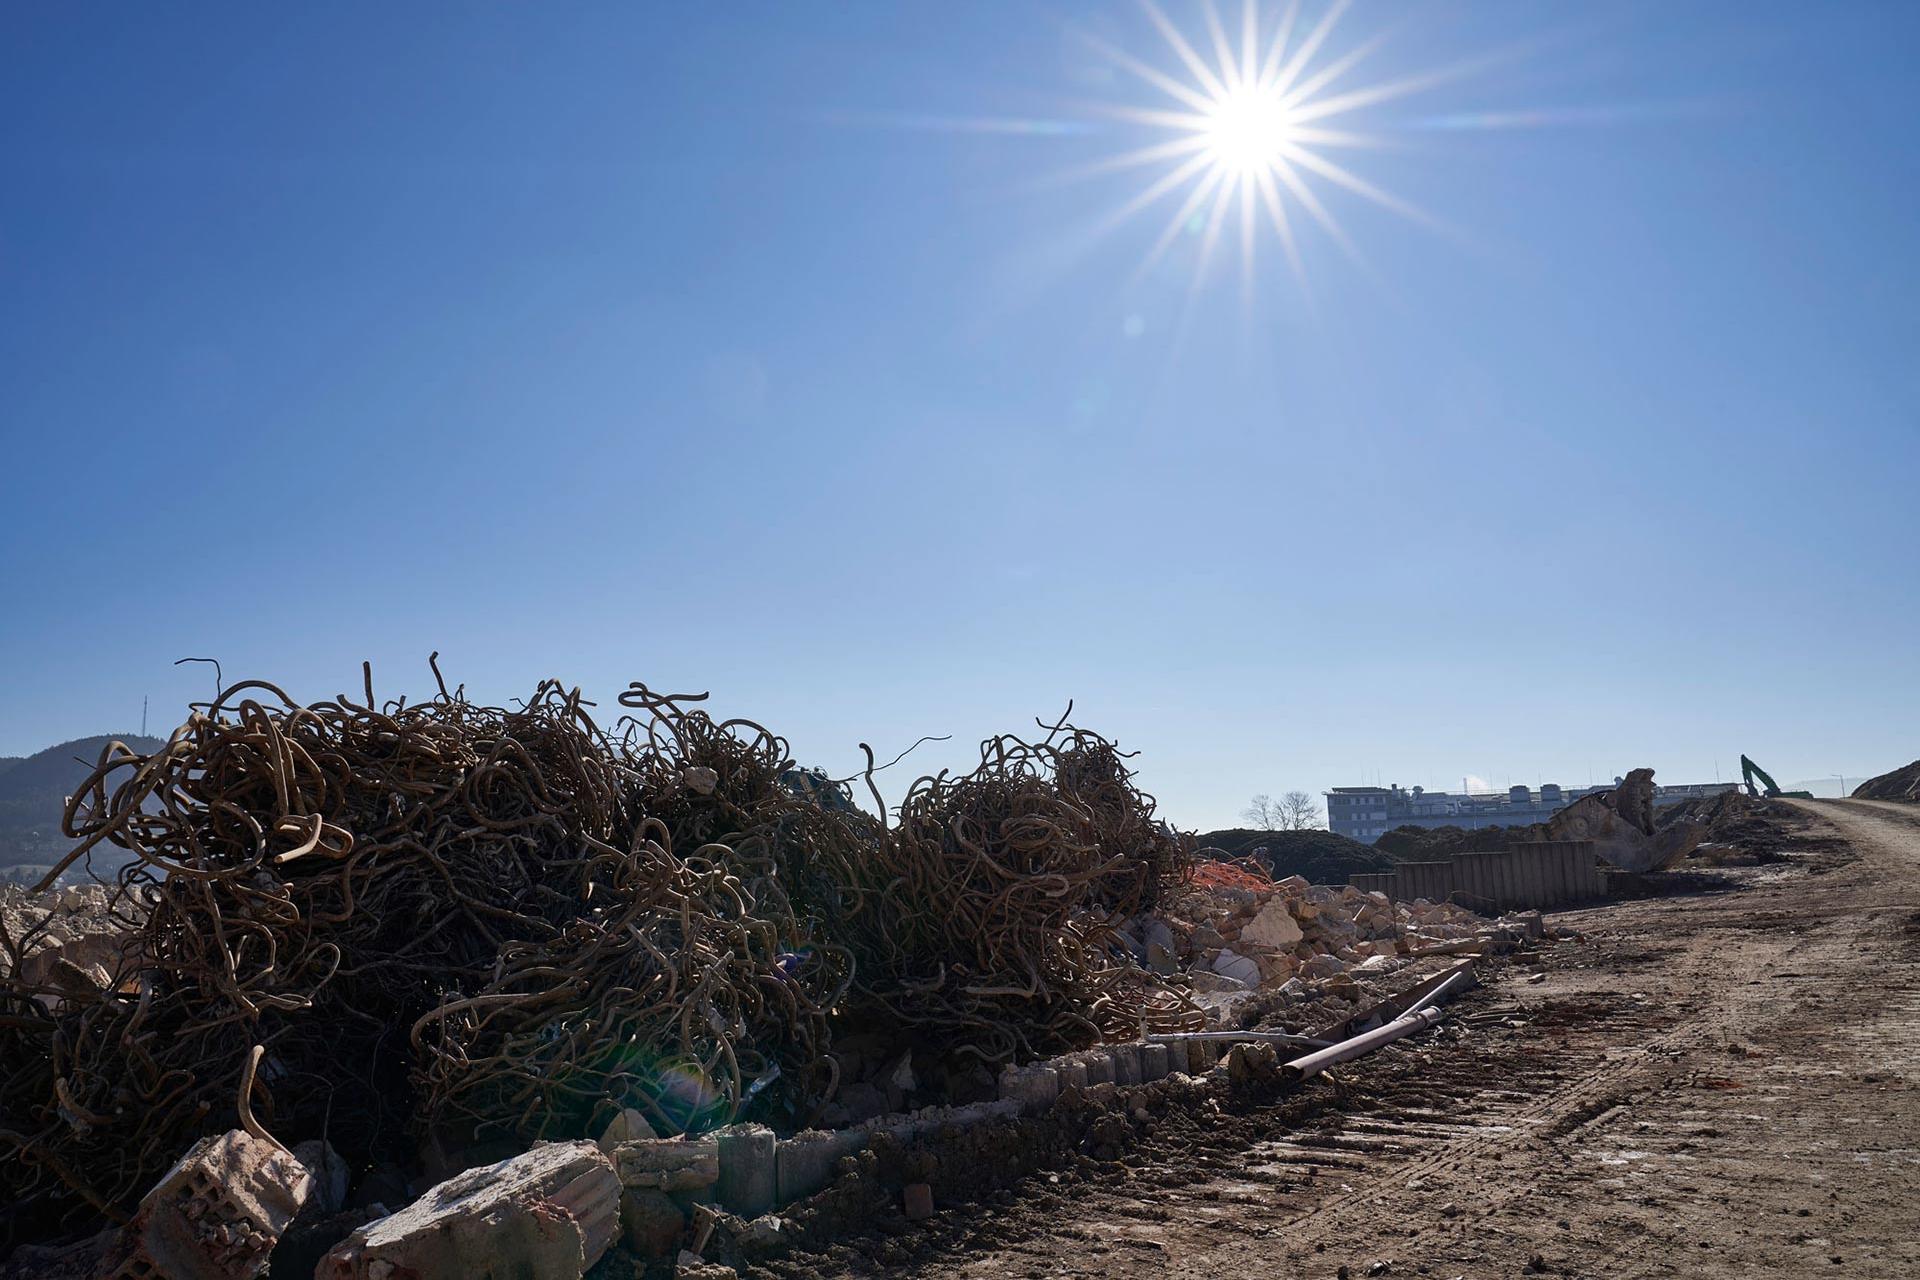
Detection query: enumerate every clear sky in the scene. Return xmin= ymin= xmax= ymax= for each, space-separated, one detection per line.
xmin=3 ymin=2 xmax=1915 ymax=826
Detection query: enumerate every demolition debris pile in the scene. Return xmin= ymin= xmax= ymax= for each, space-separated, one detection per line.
xmin=1138 ymin=860 xmax=1487 ymax=1023
xmin=1852 ymin=759 xmax=1920 ymax=803
xmin=0 ymin=670 xmax=1189 ymax=1257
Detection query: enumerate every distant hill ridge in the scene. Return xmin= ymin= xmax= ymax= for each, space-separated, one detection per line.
xmin=0 ymin=734 xmax=166 ymax=867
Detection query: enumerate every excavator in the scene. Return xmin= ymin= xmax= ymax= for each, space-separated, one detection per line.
xmin=1739 ymin=755 xmax=1814 ymax=800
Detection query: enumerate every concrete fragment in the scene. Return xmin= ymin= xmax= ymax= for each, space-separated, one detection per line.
xmin=1241 ymin=897 xmax=1304 ymax=949
xmin=715 ymin=1123 xmax=776 ymax=1219
xmin=902 ymin=1183 xmax=935 ymax=1221
xmin=598 ymin=1107 xmax=659 ymax=1155
xmin=293 ymin=1139 xmax=349 ymax=1216
xmin=1210 ymin=949 xmax=1261 ymax=987
xmin=737 ymin=1214 xmax=785 ymax=1251
xmin=1053 ymin=1056 xmax=1090 ymax=1091
xmin=1139 ymin=1042 xmax=1171 ymax=1081
xmin=613 ymin=1137 xmax=720 ymax=1191
xmin=104 ymin=1129 xmax=312 ymax=1280
xmin=1110 ymin=1044 xmax=1142 ymax=1086
xmin=320 ymin=1140 xmax=618 ymax=1280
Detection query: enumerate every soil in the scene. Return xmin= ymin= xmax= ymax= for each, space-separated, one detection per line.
xmin=743 ymin=798 xmax=1920 ymax=1279
xmin=1195 ymin=829 xmax=1397 ymax=883
xmin=1852 ymin=760 xmax=1920 ymax=803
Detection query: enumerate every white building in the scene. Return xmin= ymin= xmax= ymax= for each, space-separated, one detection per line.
xmin=1326 ymin=780 xmax=1736 ymax=844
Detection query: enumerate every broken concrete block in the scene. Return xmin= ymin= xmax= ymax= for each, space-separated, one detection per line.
xmin=1053 ymin=1056 xmax=1089 ymax=1091
xmin=996 ymin=1063 xmax=1060 ymax=1114
xmin=612 ymin=1137 xmax=720 ymax=1191
xmin=319 ymin=1140 xmax=618 ymax=1280
xmin=597 ymin=1107 xmax=659 ymax=1155
xmin=1210 ymin=948 xmax=1262 ymax=987
xmin=737 ymin=1213 xmax=785 ymax=1252
xmin=106 ymin=1128 xmax=313 ymax=1280
xmin=1139 ymin=1043 xmax=1171 ymax=1081
xmin=715 ymin=1123 xmax=776 ymax=1219
xmin=292 ymin=1140 xmax=348 ymax=1217
xmin=1110 ymin=1044 xmax=1142 ymax=1086
xmin=902 ymin=1182 xmax=935 ymax=1221
xmin=1241 ymin=897 xmax=1304 ymax=949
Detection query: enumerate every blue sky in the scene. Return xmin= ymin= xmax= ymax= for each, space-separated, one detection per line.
xmin=2 ymin=2 xmax=1915 ymax=824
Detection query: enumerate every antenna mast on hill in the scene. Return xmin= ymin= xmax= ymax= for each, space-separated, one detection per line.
xmin=142 ymin=695 xmax=148 ymax=738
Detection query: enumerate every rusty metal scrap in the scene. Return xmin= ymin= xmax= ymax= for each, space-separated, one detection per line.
xmin=0 ymin=665 xmax=1190 ymax=1254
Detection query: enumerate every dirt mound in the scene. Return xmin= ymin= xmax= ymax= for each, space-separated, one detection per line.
xmin=1192 ymin=828 xmax=1395 ymax=884
xmin=1852 ymin=760 xmax=1920 ymax=803
xmin=1371 ymin=823 xmax=1547 ymax=862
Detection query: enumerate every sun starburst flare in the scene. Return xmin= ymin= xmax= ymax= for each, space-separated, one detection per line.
xmin=1073 ymin=0 xmax=1461 ymax=297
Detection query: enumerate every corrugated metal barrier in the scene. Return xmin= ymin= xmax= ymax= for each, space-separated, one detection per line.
xmin=1346 ymin=840 xmax=1603 ymax=911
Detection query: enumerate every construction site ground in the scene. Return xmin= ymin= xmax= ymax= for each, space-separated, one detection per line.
xmin=768 ymin=799 xmax=1920 ymax=1279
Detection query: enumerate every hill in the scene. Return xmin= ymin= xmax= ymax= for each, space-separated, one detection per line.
xmin=0 ymin=734 xmax=165 ymax=868
xmin=1193 ymin=827 xmax=1398 ymax=885
xmin=1852 ymin=760 xmax=1920 ymax=803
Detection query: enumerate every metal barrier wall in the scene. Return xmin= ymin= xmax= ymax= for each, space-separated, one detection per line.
xmin=1347 ymin=840 xmax=1601 ymax=911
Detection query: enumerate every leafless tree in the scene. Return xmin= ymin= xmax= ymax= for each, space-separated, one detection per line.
xmin=1279 ymin=790 xmax=1322 ymax=830
xmin=1242 ymin=794 xmax=1283 ymax=830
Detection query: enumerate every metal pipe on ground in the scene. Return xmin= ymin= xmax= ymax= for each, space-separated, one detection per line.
xmin=1283 ymin=1004 xmax=1450 ymax=1083
xmin=1285 ymin=964 xmax=1477 ymax=1082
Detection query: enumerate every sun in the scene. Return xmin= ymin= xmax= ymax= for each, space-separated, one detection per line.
xmin=1074 ymin=0 xmax=1457 ymax=295
xmin=1202 ymin=87 xmax=1298 ymax=175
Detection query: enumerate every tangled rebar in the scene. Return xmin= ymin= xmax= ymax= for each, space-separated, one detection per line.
xmin=0 ymin=667 xmax=1191 ymax=1253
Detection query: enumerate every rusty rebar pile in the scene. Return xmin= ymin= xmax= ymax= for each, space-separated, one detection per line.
xmin=839 ymin=714 xmax=1201 ymax=1064
xmin=0 ymin=670 xmax=1192 ymax=1253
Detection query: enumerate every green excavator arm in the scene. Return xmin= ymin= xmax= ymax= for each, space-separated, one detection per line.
xmin=1739 ymin=755 xmax=1814 ymax=799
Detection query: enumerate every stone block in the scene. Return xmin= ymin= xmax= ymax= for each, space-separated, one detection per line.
xmin=1139 ymin=1043 xmax=1171 ymax=1081
xmin=320 ymin=1140 xmax=618 ymax=1280
xmin=715 ymin=1124 xmax=776 ymax=1219
xmin=1110 ymin=1045 xmax=1142 ymax=1086
xmin=1210 ymin=949 xmax=1262 ymax=987
xmin=902 ymin=1183 xmax=934 ymax=1221
xmin=1083 ymin=1050 xmax=1115 ymax=1087
xmin=996 ymin=1063 xmax=1060 ymax=1115
xmin=1054 ymin=1056 xmax=1089 ymax=1091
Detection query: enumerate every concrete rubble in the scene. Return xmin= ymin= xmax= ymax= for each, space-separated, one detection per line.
xmin=100 ymin=1129 xmax=314 ymax=1280
xmin=318 ymin=1141 xmax=619 ymax=1280
xmin=0 ymin=882 xmax=140 ymax=997
xmin=1121 ymin=869 xmax=1490 ymax=1024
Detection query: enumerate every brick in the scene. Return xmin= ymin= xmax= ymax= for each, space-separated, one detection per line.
xmin=106 ymin=1129 xmax=313 ymax=1280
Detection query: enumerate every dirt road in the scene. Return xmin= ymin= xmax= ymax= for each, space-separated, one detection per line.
xmin=771 ymin=800 xmax=1920 ymax=1279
